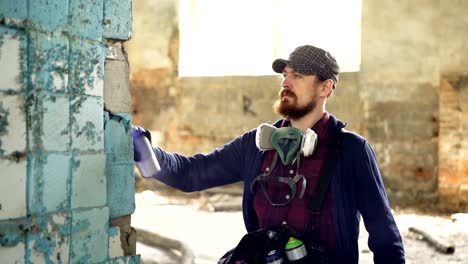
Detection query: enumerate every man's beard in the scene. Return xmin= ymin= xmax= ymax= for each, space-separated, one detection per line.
xmin=273 ymin=90 xmax=317 ymax=120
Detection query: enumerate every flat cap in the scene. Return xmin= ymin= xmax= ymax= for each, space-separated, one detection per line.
xmin=272 ymin=45 xmax=340 ymax=86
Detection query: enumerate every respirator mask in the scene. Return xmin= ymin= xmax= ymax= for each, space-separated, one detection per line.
xmin=250 ymin=123 xmax=318 ymax=206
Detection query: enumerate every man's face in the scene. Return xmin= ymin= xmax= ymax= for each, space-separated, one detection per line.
xmin=273 ymin=66 xmax=322 ymax=120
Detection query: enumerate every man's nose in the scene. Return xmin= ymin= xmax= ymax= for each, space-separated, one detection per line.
xmin=281 ymin=77 xmax=291 ymax=89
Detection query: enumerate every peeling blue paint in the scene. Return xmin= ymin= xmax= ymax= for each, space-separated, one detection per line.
xmin=77 ymin=121 xmax=98 ymax=144
xmin=1 ymin=0 xmax=138 ymax=261
xmin=0 ymin=0 xmax=27 ymax=22
xmin=29 ymin=31 xmax=69 ymax=93
xmin=0 ymin=220 xmax=26 ymax=246
xmin=68 ymin=0 xmax=105 ymax=40
xmin=69 ymin=37 xmax=104 ymax=95
xmin=29 ymin=232 xmax=58 ymax=263
xmin=108 ymin=226 xmax=119 ymax=237
xmin=42 ymin=96 xmax=70 ymax=151
xmin=70 ymin=207 xmax=109 ymax=263
xmin=0 ymin=26 xmax=28 ymax=95
xmin=0 ymin=228 xmax=24 ymax=247
xmin=0 ymin=101 xmax=9 ymax=157
xmin=104 ymin=112 xmax=135 ymax=219
xmin=24 ymin=214 xmax=71 ymax=263
xmin=104 ymin=112 xmax=132 ymax=157
xmin=0 ymin=233 xmax=23 ymax=246
xmin=103 ymin=0 xmax=133 ymax=40
xmin=70 ymin=96 xmax=104 ymax=151
xmin=29 ymin=0 xmax=68 ymax=32
xmin=28 ymin=150 xmax=47 ymax=215
xmin=107 ymin=255 xmax=141 ymax=264
xmin=72 ymin=156 xmax=81 ymax=170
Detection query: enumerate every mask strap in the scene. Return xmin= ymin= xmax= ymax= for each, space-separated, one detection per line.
xmin=250 ymin=153 xmax=307 ymax=206
xmin=293 ymin=152 xmax=307 ymax=199
xmin=249 ymin=153 xmax=279 ymax=193
xmin=251 ymin=173 xmax=298 ymax=207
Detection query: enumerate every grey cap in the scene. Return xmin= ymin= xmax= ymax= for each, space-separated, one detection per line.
xmin=272 ymin=45 xmax=340 ymax=86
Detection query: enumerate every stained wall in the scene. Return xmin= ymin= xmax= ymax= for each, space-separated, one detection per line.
xmin=0 ymin=0 xmax=140 ymax=262
xmin=128 ymin=0 xmax=468 ymax=211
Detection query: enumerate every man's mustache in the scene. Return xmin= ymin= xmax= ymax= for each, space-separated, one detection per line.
xmin=279 ymin=89 xmax=296 ymax=99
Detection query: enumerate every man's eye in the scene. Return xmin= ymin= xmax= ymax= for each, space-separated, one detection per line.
xmin=294 ymin=74 xmax=302 ymax=78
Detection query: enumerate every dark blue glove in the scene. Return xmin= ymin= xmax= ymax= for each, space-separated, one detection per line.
xmin=132 ymin=125 xmax=152 ymax=161
xmin=133 ymin=125 xmax=152 ymax=142
xmin=132 ymin=125 xmax=161 ymax=177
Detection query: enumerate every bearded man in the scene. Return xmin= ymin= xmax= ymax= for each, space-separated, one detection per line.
xmin=134 ymin=45 xmax=405 ymax=264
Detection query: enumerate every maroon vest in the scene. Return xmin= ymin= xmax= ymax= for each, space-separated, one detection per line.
xmin=253 ymin=113 xmax=337 ymax=251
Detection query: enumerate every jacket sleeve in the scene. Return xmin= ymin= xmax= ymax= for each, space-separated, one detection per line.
xmin=151 ymin=132 xmax=252 ymax=192
xmin=354 ymin=141 xmax=405 ymax=263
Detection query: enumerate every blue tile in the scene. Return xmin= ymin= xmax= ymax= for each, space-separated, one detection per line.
xmin=42 ymin=153 xmax=71 ymax=212
xmin=29 ymin=31 xmax=69 ymax=93
xmin=0 ymin=158 xmax=27 ymax=220
xmin=71 ymin=153 xmax=106 ymax=209
xmin=42 ymin=96 xmax=70 ymax=151
xmin=0 ymin=94 xmax=26 ymax=154
xmin=0 ymin=26 xmax=27 ymax=94
xmin=103 ymin=0 xmax=132 ymax=40
xmin=68 ymin=0 xmax=104 ymax=40
xmin=25 ymin=212 xmax=71 ymax=263
xmin=0 ymin=0 xmax=27 ymax=21
xmin=28 ymin=152 xmax=46 ymax=215
xmin=70 ymin=96 xmax=104 ymax=151
xmin=104 ymin=112 xmax=132 ymax=158
xmin=29 ymin=0 xmax=68 ymax=32
xmin=104 ymin=112 xmax=134 ymax=218
xmin=106 ymin=161 xmax=134 ymax=218
xmin=70 ymin=207 xmax=109 ymax=263
xmin=69 ymin=38 xmax=104 ymax=96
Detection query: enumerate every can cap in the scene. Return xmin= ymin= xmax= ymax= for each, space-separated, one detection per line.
xmin=285 ymin=237 xmax=304 ymax=250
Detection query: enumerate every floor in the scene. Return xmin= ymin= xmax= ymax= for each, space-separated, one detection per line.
xmin=132 ymin=190 xmax=468 ymax=264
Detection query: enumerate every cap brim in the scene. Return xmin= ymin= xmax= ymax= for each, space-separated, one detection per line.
xmin=272 ymin=59 xmax=288 ymax=73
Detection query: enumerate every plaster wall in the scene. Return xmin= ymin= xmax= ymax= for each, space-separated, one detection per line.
xmin=361 ymin=0 xmax=468 ymax=209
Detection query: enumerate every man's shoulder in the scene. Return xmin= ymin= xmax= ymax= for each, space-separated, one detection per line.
xmin=341 ymin=128 xmax=366 ymax=144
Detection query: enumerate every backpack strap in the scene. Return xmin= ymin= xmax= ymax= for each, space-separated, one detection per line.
xmin=308 ymin=129 xmax=345 ymax=214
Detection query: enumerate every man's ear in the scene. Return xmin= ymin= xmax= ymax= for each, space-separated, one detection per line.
xmin=320 ymin=79 xmax=334 ymax=97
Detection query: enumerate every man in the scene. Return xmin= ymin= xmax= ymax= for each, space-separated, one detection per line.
xmin=135 ymin=45 xmax=405 ymax=263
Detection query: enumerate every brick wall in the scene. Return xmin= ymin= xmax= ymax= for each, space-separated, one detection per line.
xmin=437 ymin=1 xmax=468 ymax=210
xmin=439 ymin=76 xmax=468 ymax=209
xmin=0 ymin=0 xmax=139 ymax=263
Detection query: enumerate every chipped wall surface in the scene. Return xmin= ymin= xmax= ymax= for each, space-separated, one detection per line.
xmin=361 ymin=0 xmax=468 ymax=209
xmin=439 ymin=76 xmax=468 ymax=209
xmin=129 ymin=0 xmax=363 ymax=156
xmin=437 ymin=1 xmax=468 ymax=209
xmin=361 ymin=0 xmax=440 ymax=199
xmin=128 ymin=0 xmax=467 ymax=210
xmin=0 ymin=0 xmax=139 ymax=263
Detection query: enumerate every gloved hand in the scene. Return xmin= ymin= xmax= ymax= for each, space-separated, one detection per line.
xmin=132 ymin=125 xmax=153 ymax=162
xmin=132 ymin=125 xmax=160 ymax=177
xmin=132 ymin=125 xmax=152 ymax=144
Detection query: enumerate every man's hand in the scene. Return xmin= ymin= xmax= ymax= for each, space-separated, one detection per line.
xmin=132 ymin=125 xmax=152 ymax=144
xmin=132 ymin=125 xmax=153 ymax=162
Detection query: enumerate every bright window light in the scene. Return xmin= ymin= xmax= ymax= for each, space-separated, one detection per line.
xmin=178 ymin=0 xmax=362 ymax=77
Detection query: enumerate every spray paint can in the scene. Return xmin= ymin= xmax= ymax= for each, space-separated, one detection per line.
xmin=284 ymin=237 xmax=308 ymax=263
xmin=133 ymin=127 xmax=161 ymax=178
xmin=265 ymin=249 xmax=284 ymax=264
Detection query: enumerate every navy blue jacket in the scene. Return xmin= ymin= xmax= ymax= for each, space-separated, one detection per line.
xmin=153 ymin=115 xmax=405 ymax=263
